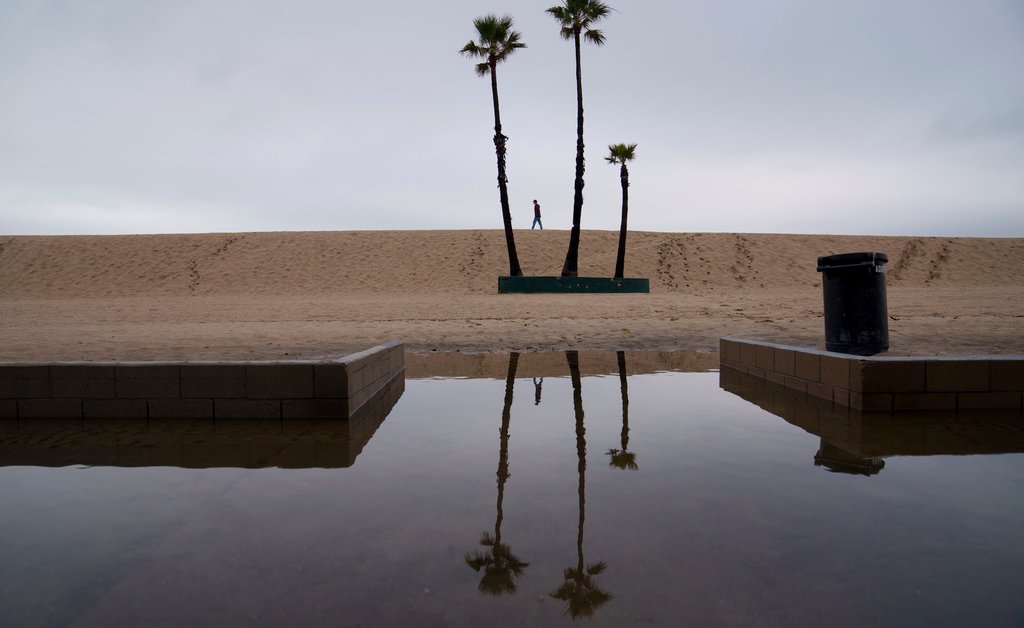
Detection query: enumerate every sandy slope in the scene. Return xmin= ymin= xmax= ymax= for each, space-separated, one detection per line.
xmin=1 ymin=230 xmax=1021 ymax=361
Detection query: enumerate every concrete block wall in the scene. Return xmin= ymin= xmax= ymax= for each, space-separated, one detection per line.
xmin=0 ymin=341 xmax=404 ymax=420
xmin=720 ymin=337 xmax=1024 ymax=412
xmin=0 ymin=377 xmax=406 ymax=469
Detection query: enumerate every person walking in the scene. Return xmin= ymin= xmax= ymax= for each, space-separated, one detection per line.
xmin=531 ymin=199 xmax=543 ymax=229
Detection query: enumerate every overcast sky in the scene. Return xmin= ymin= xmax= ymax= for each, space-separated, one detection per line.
xmin=1 ymin=0 xmax=1022 ymax=236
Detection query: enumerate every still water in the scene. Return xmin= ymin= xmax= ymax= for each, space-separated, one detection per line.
xmin=1 ymin=352 xmax=1023 ymax=627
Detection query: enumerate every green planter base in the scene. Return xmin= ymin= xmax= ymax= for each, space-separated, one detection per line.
xmin=498 ymin=275 xmax=650 ymax=294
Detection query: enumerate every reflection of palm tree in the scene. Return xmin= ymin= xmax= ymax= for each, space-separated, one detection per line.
xmin=466 ymin=352 xmax=529 ymax=594
xmin=607 ymin=350 xmax=637 ymax=471
xmin=551 ymin=351 xmax=612 ymax=617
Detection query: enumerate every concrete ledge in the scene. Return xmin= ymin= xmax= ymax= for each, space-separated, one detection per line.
xmin=498 ymin=275 xmax=650 ymax=293
xmin=720 ymin=337 xmax=1024 ymax=411
xmin=0 ymin=376 xmax=404 ymax=469
xmin=0 ymin=341 xmax=405 ymax=420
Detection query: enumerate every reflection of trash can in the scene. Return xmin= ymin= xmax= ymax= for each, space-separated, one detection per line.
xmin=816 ymin=252 xmax=889 ymax=355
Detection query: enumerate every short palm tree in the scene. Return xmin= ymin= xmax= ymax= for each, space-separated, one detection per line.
xmin=607 ymin=351 xmax=637 ymax=470
xmin=606 ymin=143 xmax=636 ymax=279
xmin=460 ymin=15 xmax=526 ymax=277
xmin=546 ymin=0 xmax=612 ymax=277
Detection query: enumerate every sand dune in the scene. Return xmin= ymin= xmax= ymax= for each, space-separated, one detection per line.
xmin=1 ymin=230 xmax=1022 ymax=361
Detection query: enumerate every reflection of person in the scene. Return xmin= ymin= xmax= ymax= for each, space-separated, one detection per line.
xmin=533 ymin=377 xmax=543 ymax=405
xmin=531 ymin=200 xmax=543 ymax=229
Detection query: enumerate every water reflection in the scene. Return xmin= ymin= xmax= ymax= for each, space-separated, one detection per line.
xmin=720 ymin=367 xmax=1024 ymax=475
xmin=550 ymin=351 xmax=612 ymax=618
xmin=465 ymin=353 xmax=530 ymax=595
xmin=606 ymin=351 xmax=637 ymax=471
xmin=2 ymin=353 xmax=1023 ymax=626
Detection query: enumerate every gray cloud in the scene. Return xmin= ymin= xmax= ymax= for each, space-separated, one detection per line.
xmin=1 ymin=0 xmax=1022 ymax=236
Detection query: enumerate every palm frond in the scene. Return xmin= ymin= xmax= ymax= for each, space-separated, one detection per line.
xmin=606 ymin=142 xmax=637 ymax=163
xmin=463 ymin=14 xmax=526 ymax=73
xmin=583 ymin=28 xmax=606 ymax=45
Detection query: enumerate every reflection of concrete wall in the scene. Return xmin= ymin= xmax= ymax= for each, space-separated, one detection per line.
xmin=720 ymin=367 xmax=1024 ymax=458
xmin=721 ymin=337 xmax=1024 ymax=411
xmin=0 ymin=341 xmax=404 ymax=420
xmin=0 ymin=375 xmax=404 ymax=469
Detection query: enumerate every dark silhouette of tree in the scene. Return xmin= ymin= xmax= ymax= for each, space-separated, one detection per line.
xmin=606 ymin=143 xmax=636 ymax=280
xmin=460 ymin=15 xmax=526 ymax=277
xmin=465 ymin=352 xmax=529 ymax=594
xmin=546 ymin=1 xmax=612 ymax=277
xmin=607 ymin=350 xmax=637 ymax=470
xmin=550 ymin=351 xmax=612 ymax=617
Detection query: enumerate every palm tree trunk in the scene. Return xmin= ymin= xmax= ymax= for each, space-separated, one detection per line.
xmin=561 ymin=30 xmax=586 ymax=277
xmin=566 ymin=351 xmax=586 ymax=573
xmin=613 ymin=163 xmax=629 ymax=278
xmin=491 ymin=61 xmax=523 ymax=277
xmin=617 ymin=351 xmax=629 ymax=451
xmin=495 ymin=352 xmax=519 ymax=544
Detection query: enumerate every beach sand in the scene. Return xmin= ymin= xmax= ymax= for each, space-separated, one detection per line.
xmin=1 ymin=230 xmax=1021 ymax=361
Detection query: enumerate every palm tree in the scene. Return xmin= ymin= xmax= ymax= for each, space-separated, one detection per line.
xmin=607 ymin=350 xmax=637 ymax=470
xmin=606 ymin=143 xmax=636 ymax=280
xmin=546 ymin=0 xmax=612 ymax=277
xmin=465 ymin=353 xmax=529 ymax=594
xmin=460 ymin=15 xmax=526 ymax=277
xmin=550 ymin=351 xmax=612 ymax=618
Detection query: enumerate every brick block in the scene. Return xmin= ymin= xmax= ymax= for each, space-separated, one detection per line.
xmin=765 ymin=371 xmax=786 ymax=387
xmin=180 ymin=365 xmax=246 ymax=398
xmin=849 ymin=392 xmax=892 ymax=412
xmin=84 ymin=399 xmax=148 ymax=419
xmin=51 ymin=365 xmax=115 ymax=398
xmin=721 ymin=339 xmax=741 ymax=364
xmin=806 ymin=381 xmax=834 ymax=403
xmin=833 ymin=389 xmax=851 ymax=408
xmin=283 ymin=399 xmax=349 ymax=419
xmin=927 ymin=361 xmax=988 ymax=392
xmin=957 ymin=392 xmax=1022 ymax=410
xmin=149 ymin=399 xmax=214 ymax=419
xmin=739 ymin=342 xmax=758 ymax=367
xmin=893 ymin=393 xmax=957 ymax=410
xmin=755 ymin=345 xmax=774 ymax=370
xmin=314 ymin=364 xmax=349 ymax=398
xmin=246 ymin=365 xmax=313 ymax=399
xmin=19 ymin=398 xmax=83 ymax=419
xmin=0 ymin=366 xmax=50 ymax=398
xmin=773 ymin=349 xmax=796 ymax=376
xmin=820 ymin=356 xmax=851 ymax=389
xmin=784 ymin=376 xmax=808 ymax=394
xmin=117 ymin=365 xmax=180 ymax=398
xmin=857 ymin=361 xmax=926 ymax=393
xmin=794 ymin=352 xmax=820 ymax=382
xmin=215 ymin=399 xmax=281 ymax=419
xmin=991 ymin=360 xmax=1024 ymax=392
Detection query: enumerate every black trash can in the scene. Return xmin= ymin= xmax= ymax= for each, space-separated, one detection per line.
xmin=816 ymin=252 xmax=889 ymax=356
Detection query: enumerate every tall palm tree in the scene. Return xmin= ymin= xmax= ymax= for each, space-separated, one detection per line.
xmin=460 ymin=15 xmax=526 ymax=277
xmin=606 ymin=143 xmax=636 ymax=280
xmin=550 ymin=351 xmax=612 ymax=618
xmin=465 ymin=353 xmax=529 ymax=594
xmin=546 ymin=0 xmax=612 ymax=277
xmin=607 ymin=350 xmax=637 ymax=470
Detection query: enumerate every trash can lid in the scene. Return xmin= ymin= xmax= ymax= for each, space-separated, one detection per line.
xmin=816 ymin=252 xmax=888 ymax=271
